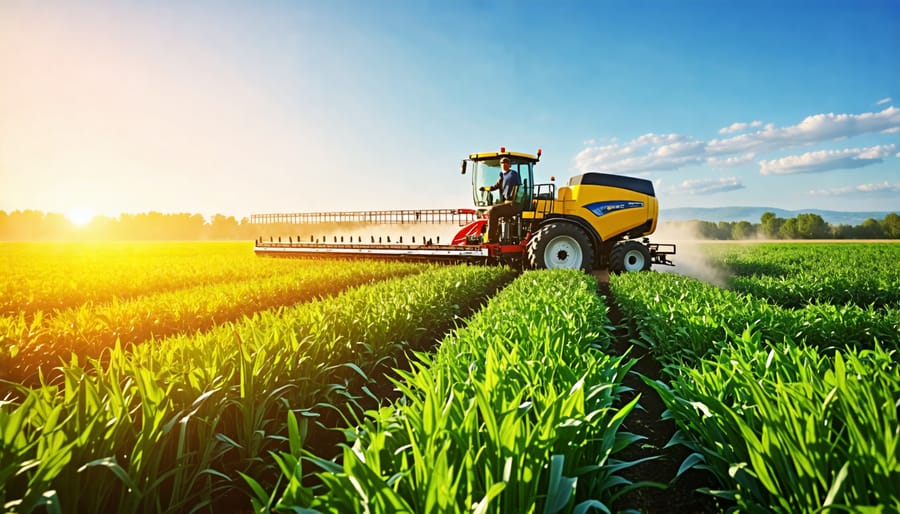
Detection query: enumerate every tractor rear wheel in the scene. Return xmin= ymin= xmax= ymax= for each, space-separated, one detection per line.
xmin=609 ymin=240 xmax=651 ymax=273
xmin=527 ymin=223 xmax=594 ymax=273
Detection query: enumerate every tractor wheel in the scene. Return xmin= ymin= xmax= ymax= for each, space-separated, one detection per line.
xmin=527 ymin=223 xmax=594 ymax=273
xmin=609 ymin=240 xmax=651 ymax=273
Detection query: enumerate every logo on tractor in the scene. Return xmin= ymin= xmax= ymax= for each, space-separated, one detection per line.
xmin=584 ymin=201 xmax=644 ymax=217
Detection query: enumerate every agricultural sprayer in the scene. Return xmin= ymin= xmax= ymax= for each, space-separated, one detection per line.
xmin=253 ymin=148 xmax=675 ymax=273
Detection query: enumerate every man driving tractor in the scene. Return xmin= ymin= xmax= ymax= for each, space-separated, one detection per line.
xmin=479 ymin=156 xmax=521 ymax=243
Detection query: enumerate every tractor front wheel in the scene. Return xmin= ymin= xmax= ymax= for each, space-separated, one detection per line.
xmin=527 ymin=223 xmax=594 ymax=273
xmin=609 ymin=240 xmax=651 ymax=273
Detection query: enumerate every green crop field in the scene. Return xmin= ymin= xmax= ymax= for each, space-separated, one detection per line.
xmin=1 ymin=241 xmax=898 ymax=513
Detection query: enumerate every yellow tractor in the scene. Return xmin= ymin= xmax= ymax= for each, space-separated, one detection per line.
xmin=254 ymin=148 xmax=675 ymax=273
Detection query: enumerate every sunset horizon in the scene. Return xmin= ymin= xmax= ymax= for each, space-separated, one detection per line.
xmin=2 ymin=1 xmax=898 ymax=221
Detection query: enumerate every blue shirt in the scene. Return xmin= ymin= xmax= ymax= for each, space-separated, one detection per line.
xmin=492 ymin=169 xmax=521 ymax=202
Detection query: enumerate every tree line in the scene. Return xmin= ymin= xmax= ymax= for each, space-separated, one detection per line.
xmin=0 ymin=210 xmax=259 ymax=241
xmin=674 ymin=212 xmax=900 ymax=240
xmin=1 ymin=209 xmax=898 ymax=241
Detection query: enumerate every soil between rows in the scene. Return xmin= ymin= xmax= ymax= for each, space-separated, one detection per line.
xmin=597 ymin=276 xmax=725 ymax=514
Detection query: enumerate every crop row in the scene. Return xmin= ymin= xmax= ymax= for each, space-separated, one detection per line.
xmin=610 ymin=271 xmax=899 ymax=512
xmin=0 ymin=242 xmax=316 ymax=316
xmin=707 ymin=243 xmax=900 ymax=308
xmin=0 ymin=264 xmax=515 ymax=513
xmin=258 ymin=270 xmax=643 ymax=513
xmin=0 ymin=260 xmax=425 ymax=387
xmin=612 ymin=272 xmax=898 ymax=363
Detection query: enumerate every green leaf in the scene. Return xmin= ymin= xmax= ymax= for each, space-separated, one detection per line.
xmin=823 ymin=462 xmax=849 ymax=506
xmin=78 ymin=456 xmax=139 ymax=494
xmin=675 ymin=452 xmax=706 ymax=480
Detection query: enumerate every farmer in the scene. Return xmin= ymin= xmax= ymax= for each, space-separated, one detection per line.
xmin=480 ymin=156 xmax=521 ymax=243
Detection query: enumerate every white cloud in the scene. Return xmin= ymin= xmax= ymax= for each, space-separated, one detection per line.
xmin=656 ymin=140 xmax=706 ymax=158
xmin=759 ymin=145 xmax=896 ymax=175
xmin=707 ymin=153 xmax=755 ymax=168
xmin=808 ymin=181 xmax=900 ymax=196
xmin=576 ymin=106 xmax=900 ymax=174
xmin=635 ymin=133 xmax=686 ymax=146
xmin=718 ymin=120 xmax=763 ymax=134
xmin=708 ymin=107 xmax=900 ymax=156
xmin=666 ymin=177 xmax=744 ymax=196
xmin=876 ymin=97 xmax=892 ymax=106
xmin=574 ymin=133 xmax=708 ymax=173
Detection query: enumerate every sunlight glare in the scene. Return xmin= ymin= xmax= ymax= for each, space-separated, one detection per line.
xmin=67 ymin=208 xmax=95 ymax=227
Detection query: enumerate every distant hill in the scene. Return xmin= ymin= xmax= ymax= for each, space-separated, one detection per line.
xmin=661 ymin=207 xmax=895 ymax=226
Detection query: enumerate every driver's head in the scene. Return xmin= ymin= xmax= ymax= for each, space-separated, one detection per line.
xmin=500 ymin=157 xmax=511 ymax=171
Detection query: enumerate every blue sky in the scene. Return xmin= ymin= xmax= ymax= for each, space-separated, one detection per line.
xmin=1 ymin=0 xmax=898 ymax=220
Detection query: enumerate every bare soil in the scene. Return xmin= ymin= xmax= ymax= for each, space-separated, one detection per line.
xmin=597 ymin=277 xmax=728 ymax=514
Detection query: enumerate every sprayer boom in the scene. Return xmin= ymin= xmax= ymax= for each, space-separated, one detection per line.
xmin=254 ymin=240 xmax=489 ymax=263
xmin=252 ymin=208 xmax=489 ymax=263
xmin=250 ymin=209 xmax=478 ymax=226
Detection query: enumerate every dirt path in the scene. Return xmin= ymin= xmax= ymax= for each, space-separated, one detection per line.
xmin=596 ymin=274 xmax=724 ymax=513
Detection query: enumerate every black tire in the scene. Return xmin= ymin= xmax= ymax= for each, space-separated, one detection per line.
xmin=609 ymin=240 xmax=651 ymax=273
xmin=527 ymin=223 xmax=594 ymax=273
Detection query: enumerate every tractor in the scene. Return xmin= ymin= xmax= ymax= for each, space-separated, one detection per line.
xmin=254 ymin=148 xmax=675 ymax=273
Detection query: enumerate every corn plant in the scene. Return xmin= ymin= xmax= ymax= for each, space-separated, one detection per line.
xmin=1 ymin=259 xmax=425 ymax=387
xmin=707 ymin=243 xmax=900 ymax=309
xmin=646 ymin=330 xmax=900 ymax=512
xmin=1 ymin=264 xmax=514 ymax=513
xmin=610 ymin=271 xmax=899 ymax=364
xmin=266 ymin=270 xmax=646 ymax=513
xmin=610 ymin=258 xmax=900 ymax=513
xmin=0 ymin=241 xmax=314 ymax=316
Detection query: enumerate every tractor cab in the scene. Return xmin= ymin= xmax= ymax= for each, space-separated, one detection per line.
xmin=460 ymin=148 xmax=542 ymax=244
xmin=461 ymin=148 xmax=540 ymax=213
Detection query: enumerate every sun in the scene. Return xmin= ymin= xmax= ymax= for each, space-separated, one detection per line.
xmin=67 ymin=208 xmax=95 ymax=227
